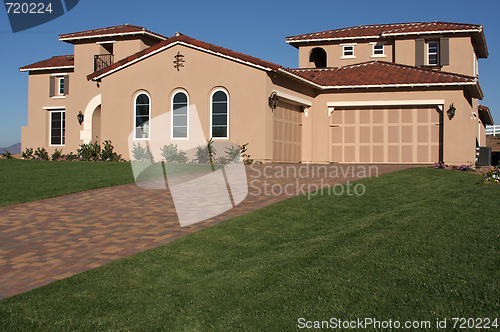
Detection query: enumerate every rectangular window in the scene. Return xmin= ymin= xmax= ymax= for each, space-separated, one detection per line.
xmin=428 ymin=42 xmax=439 ymax=65
xmin=373 ymin=44 xmax=384 ymax=55
xmin=50 ymin=110 xmax=65 ymax=146
xmin=343 ymin=45 xmax=354 ymax=57
xmin=58 ymin=76 xmax=65 ymax=95
xmin=50 ymin=75 xmax=69 ymax=97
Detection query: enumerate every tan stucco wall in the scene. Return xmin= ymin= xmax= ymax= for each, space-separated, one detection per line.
xmin=97 ymin=44 xmax=272 ymax=162
xmin=21 ymin=69 xmax=75 ymax=154
xmin=394 ymin=35 xmax=476 ymax=76
xmin=298 ymin=39 xmax=394 ymax=68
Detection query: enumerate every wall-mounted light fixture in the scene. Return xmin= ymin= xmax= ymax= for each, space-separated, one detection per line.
xmin=268 ymin=91 xmax=279 ymax=110
xmin=447 ymin=104 xmax=456 ymax=120
xmin=77 ymin=111 xmax=84 ymax=125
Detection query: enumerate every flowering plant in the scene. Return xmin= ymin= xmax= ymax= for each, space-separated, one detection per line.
xmin=482 ymin=166 xmax=500 ymax=184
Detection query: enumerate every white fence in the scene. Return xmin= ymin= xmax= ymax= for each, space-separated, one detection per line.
xmin=486 ymin=125 xmax=500 ymax=136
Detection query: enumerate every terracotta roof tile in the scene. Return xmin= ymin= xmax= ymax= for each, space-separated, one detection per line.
xmin=59 ymin=24 xmax=166 ymax=42
xmin=20 ymin=55 xmax=74 ymax=72
xmin=286 ymin=21 xmax=488 ymax=58
xmin=290 ymin=61 xmax=476 ymax=87
xmin=287 ymin=21 xmax=482 ymax=42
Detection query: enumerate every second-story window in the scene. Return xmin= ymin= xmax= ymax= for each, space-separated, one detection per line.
xmin=427 ymin=42 xmax=439 ymax=65
xmin=343 ymin=45 xmax=354 ymax=57
xmin=49 ymin=75 xmax=69 ymax=97
xmin=373 ymin=44 xmax=384 ymax=55
xmin=58 ymin=76 xmax=65 ymax=95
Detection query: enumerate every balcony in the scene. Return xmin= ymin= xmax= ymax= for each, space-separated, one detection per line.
xmin=94 ymin=54 xmax=114 ymax=72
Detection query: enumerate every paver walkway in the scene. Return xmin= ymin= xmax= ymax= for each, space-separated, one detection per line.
xmin=0 ymin=164 xmax=413 ymax=299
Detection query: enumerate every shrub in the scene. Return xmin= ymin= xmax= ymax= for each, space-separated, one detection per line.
xmin=195 ymin=138 xmax=216 ymax=165
xmin=160 ymin=144 xmax=188 ymax=163
xmin=77 ymin=142 xmax=101 ymax=161
xmin=51 ymin=149 xmax=63 ymax=161
xmin=131 ymin=143 xmax=154 ymax=162
xmin=1 ymin=150 xmax=13 ymax=159
xmin=239 ymin=143 xmax=254 ymax=165
xmin=101 ymin=140 xmax=122 ymax=162
xmin=21 ymin=148 xmax=34 ymax=160
xmin=34 ymin=147 xmax=49 ymax=161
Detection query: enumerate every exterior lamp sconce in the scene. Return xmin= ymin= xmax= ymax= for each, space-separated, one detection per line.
xmin=77 ymin=111 xmax=84 ymax=125
xmin=447 ymin=104 xmax=456 ymax=120
xmin=269 ymin=91 xmax=279 ymax=110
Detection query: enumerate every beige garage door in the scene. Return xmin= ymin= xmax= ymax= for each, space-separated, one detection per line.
xmin=273 ymin=101 xmax=302 ymax=163
xmin=330 ymin=106 xmax=441 ymax=163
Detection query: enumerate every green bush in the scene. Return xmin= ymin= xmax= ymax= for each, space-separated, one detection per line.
xmin=1 ymin=149 xmax=13 ymax=159
xmin=21 ymin=148 xmax=34 ymax=160
xmin=195 ymin=138 xmax=216 ymax=164
xmin=34 ymin=147 xmax=49 ymax=161
xmin=160 ymin=144 xmax=188 ymax=163
xmin=51 ymin=149 xmax=63 ymax=161
xmin=77 ymin=142 xmax=101 ymax=161
xmin=101 ymin=140 xmax=122 ymax=162
xmin=131 ymin=143 xmax=154 ymax=162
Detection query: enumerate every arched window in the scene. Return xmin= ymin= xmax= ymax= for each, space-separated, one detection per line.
xmin=211 ymin=89 xmax=228 ymax=139
xmin=172 ymin=91 xmax=189 ymax=139
xmin=135 ymin=93 xmax=150 ymax=139
xmin=309 ymin=47 xmax=327 ymax=68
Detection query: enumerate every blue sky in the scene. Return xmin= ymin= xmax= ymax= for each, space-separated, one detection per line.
xmin=1 ymin=0 xmax=499 ymax=148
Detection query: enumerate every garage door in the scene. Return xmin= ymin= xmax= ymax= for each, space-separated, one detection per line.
xmin=330 ymin=106 xmax=441 ymax=163
xmin=273 ymin=101 xmax=302 ymax=163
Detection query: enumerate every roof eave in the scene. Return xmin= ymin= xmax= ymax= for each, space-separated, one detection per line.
xmin=59 ymin=31 xmax=166 ymax=43
xmin=321 ymin=81 xmax=482 ymax=98
xmin=19 ymin=65 xmax=74 ymax=72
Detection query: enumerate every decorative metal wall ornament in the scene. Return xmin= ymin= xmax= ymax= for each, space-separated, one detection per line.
xmin=173 ymin=52 xmax=185 ymax=71
xmin=77 ymin=111 xmax=84 ymax=125
xmin=268 ymin=91 xmax=279 ymax=110
xmin=447 ymin=103 xmax=456 ymax=120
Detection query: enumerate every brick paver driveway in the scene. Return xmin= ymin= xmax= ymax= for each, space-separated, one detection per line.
xmin=0 ymin=164 xmax=413 ymax=299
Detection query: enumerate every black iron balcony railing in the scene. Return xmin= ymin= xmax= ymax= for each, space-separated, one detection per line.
xmin=94 ymin=54 xmax=114 ymax=72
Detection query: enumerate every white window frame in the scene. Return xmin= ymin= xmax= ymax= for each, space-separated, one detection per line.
xmin=340 ymin=43 xmax=356 ymax=59
xmin=49 ymin=109 xmax=65 ymax=146
xmin=427 ymin=42 xmax=439 ymax=66
xmin=171 ymin=90 xmax=189 ymax=140
xmin=210 ymin=88 xmax=229 ymax=140
xmin=134 ymin=92 xmax=151 ymax=140
xmin=370 ymin=42 xmax=386 ymax=58
xmin=58 ymin=76 xmax=65 ymax=96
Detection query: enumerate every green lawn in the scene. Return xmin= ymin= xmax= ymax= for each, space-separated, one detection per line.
xmin=1 ymin=167 xmax=499 ymax=331
xmin=0 ymin=160 xmax=222 ymax=208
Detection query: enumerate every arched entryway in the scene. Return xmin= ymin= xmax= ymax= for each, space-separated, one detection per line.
xmin=80 ymin=94 xmax=101 ymax=144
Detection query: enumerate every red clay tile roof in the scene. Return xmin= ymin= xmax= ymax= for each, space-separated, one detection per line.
xmin=287 ymin=21 xmax=488 ymax=58
xmin=19 ymin=55 xmax=74 ymax=72
xmin=59 ymin=24 xmax=166 ymax=42
xmin=478 ymin=105 xmax=494 ymax=125
xmin=291 ymin=61 xmax=482 ymax=98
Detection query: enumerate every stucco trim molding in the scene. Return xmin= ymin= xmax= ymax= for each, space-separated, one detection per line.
xmin=80 ymin=94 xmax=101 ymax=143
xmin=273 ymin=90 xmax=312 ymax=107
xmin=327 ymin=99 xmax=445 ymax=117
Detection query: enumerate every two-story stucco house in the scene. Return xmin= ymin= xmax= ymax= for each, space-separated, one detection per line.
xmin=20 ymin=22 xmax=493 ymax=164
